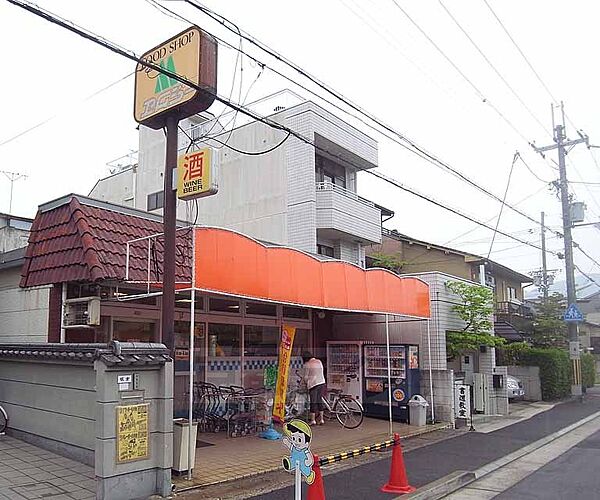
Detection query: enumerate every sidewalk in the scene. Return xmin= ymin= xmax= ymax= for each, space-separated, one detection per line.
xmin=252 ymin=390 xmax=600 ymax=499
xmin=0 ymin=435 xmax=95 ymax=500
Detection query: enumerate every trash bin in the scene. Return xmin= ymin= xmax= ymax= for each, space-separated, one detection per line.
xmin=173 ymin=418 xmax=198 ymax=472
xmin=408 ymin=395 xmax=429 ymax=426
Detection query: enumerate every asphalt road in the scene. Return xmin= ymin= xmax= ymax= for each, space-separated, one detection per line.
xmin=252 ymin=393 xmax=600 ymax=500
xmin=495 ymin=428 xmax=600 ymax=500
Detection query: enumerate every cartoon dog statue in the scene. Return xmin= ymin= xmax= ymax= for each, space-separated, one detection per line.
xmin=281 ymin=419 xmax=315 ymax=484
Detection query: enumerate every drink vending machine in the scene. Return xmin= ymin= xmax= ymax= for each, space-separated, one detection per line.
xmin=362 ymin=344 xmax=420 ymax=422
xmin=326 ymin=341 xmax=364 ymax=404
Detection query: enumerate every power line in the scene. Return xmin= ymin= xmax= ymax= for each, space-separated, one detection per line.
xmin=0 ymin=71 xmax=133 ymax=148
xmin=183 ymin=0 xmax=555 ymax=231
xmin=438 ymin=0 xmax=551 ymax=137
xmin=516 ymin=152 xmax=552 ymax=184
xmin=13 ymin=0 xmax=592 ymax=269
xmin=483 ymin=0 xmax=558 ymax=105
xmin=487 ymin=152 xmax=518 ymax=258
xmin=389 ymin=0 xmax=537 ymax=148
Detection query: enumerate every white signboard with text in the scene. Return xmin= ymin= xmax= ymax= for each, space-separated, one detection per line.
xmin=454 ymin=384 xmax=471 ymax=420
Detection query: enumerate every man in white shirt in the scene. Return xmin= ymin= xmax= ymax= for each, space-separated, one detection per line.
xmin=302 ymin=351 xmax=326 ymax=425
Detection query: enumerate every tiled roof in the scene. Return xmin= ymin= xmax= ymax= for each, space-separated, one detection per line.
xmin=21 ymin=195 xmax=191 ymax=287
xmin=0 ymin=341 xmax=171 ymax=366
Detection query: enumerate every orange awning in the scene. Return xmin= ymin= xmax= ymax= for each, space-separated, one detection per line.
xmin=193 ymin=228 xmax=430 ymax=318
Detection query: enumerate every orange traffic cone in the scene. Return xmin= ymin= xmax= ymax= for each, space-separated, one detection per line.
xmin=308 ymin=454 xmax=326 ymax=500
xmin=381 ymin=433 xmax=415 ymax=494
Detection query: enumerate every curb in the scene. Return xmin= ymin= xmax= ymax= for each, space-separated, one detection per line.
xmin=397 ymin=409 xmax=600 ymax=500
xmin=401 ymin=471 xmax=476 ymax=500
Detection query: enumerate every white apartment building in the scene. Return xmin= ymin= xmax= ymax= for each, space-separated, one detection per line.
xmin=90 ymin=91 xmax=389 ymax=266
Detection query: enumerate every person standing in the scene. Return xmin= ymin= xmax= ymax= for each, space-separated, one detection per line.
xmin=302 ymin=351 xmax=326 ymax=426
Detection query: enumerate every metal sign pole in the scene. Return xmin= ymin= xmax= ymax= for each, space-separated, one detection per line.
xmin=426 ymin=320 xmax=435 ymax=423
xmin=294 ymin=462 xmax=301 ymax=500
xmin=385 ymin=314 xmax=393 ymax=436
xmin=187 ymin=229 xmax=196 ymax=480
xmin=161 ymin=114 xmax=179 ymax=353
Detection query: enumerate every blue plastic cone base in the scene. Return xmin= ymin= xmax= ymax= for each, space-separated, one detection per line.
xmin=259 ymin=425 xmax=282 ymax=440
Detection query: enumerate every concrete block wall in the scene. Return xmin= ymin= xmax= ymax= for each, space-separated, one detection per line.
xmin=420 ymin=369 xmax=455 ymax=424
xmin=0 ymin=359 xmax=96 ymax=464
xmin=507 ymin=365 xmax=542 ymax=401
xmin=491 ymin=366 xmax=509 ymax=415
xmin=95 ymin=362 xmax=173 ymax=500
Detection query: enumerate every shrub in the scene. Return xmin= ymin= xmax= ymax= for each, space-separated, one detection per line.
xmin=520 ymin=348 xmax=571 ymax=400
xmin=497 ymin=342 xmax=530 ymax=366
xmin=581 ymin=353 xmax=596 ymax=388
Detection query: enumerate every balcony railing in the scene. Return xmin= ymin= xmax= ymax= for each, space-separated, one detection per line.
xmin=495 ymin=301 xmax=534 ymax=319
xmin=315 ymin=182 xmax=375 ymax=208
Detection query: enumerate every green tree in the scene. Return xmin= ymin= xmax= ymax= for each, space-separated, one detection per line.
xmin=369 ymin=252 xmax=405 ymax=274
xmin=531 ymin=293 xmax=568 ymax=348
xmin=446 ymin=281 xmax=506 ymax=360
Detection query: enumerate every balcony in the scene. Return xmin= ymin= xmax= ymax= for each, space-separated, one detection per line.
xmin=495 ymin=301 xmax=534 ymax=337
xmin=315 ymin=182 xmax=382 ymax=244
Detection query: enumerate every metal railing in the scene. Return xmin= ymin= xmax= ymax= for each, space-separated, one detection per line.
xmin=315 ymin=181 xmax=376 ymax=208
xmin=495 ymin=301 xmax=534 ymax=319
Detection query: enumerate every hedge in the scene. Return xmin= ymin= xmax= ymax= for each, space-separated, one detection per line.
xmin=581 ymin=353 xmax=596 ymax=388
xmin=519 ymin=348 xmax=571 ymax=400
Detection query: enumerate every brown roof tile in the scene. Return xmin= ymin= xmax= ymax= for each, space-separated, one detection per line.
xmin=21 ymin=196 xmax=191 ymax=287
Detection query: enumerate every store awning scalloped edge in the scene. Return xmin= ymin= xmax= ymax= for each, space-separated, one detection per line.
xmin=192 ymin=228 xmax=430 ymax=318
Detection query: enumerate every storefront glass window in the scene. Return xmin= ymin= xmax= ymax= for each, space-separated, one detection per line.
xmin=173 ymin=321 xmax=206 ymax=417
xmin=292 ymin=328 xmax=310 ymax=356
xmin=175 ymin=293 xmax=204 ymax=310
xmin=245 ymin=301 xmax=277 ymax=317
xmin=243 ymin=325 xmax=279 ymax=388
xmin=207 ymin=323 xmax=241 ymax=386
xmin=112 ymin=321 xmax=156 ymax=342
xmin=209 ymin=297 xmax=240 ymax=313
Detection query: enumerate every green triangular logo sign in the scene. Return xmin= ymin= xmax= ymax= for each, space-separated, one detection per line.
xmin=155 ymin=56 xmax=178 ymax=94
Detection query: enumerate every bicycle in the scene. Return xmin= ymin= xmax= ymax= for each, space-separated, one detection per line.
xmin=322 ymin=389 xmax=364 ymax=429
xmin=0 ymin=404 xmax=7 ymax=434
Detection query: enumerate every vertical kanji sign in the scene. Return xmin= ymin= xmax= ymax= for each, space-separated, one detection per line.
xmin=177 ymin=147 xmax=218 ymax=200
xmin=273 ymin=325 xmax=296 ymax=423
xmin=454 ymin=384 xmax=471 ymax=420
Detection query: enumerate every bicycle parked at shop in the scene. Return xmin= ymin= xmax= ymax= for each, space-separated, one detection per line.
xmin=287 ymin=371 xmax=364 ymax=429
xmin=0 ymin=404 xmax=7 ymax=434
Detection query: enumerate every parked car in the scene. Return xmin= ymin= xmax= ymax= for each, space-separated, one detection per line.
xmin=507 ymin=375 xmax=525 ymax=400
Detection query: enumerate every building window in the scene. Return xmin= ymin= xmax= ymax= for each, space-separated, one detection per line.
xmin=209 ymin=297 xmax=240 ymax=313
xmin=246 ymin=301 xmax=277 ymax=317
xmin=507 ymin=286 xmax=517 ymax=301
xmin=317 ymin=244 xmax=335 ymax=258
xmin=147 ymin=191 xmax=164 ymax=211
xmin=316 ymin=155 xmax=347 ymax=188
xmin=244 ymin=325 xmax=279 ymax=357
xmin=283 ymin=306 xmax=309 ymax=319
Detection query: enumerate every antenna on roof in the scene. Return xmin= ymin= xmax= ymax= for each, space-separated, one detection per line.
xmin=1 ymin=170 xmax=28 ymax=213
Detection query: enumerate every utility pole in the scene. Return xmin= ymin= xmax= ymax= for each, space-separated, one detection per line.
xmin=534 ymin=102 xmax=588 ymax=397
xmin=1 ymin=170 xmax=27 ymax=213
xmin=540 ymin=211 xmax=549 ymax=304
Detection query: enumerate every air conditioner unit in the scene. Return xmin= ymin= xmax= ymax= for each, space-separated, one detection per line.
xmin=485 ymin=274 xmax=496 ymax=288
xmin=63 ymin=297 xmax=101 ymax=328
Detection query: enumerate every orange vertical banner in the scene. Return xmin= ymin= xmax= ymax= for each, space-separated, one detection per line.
xmin=272 ymin=325 xmax=296 ymax=423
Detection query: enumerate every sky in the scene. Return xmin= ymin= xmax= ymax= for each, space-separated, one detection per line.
xmin=1 ymin=0 xmax=600 ymax=290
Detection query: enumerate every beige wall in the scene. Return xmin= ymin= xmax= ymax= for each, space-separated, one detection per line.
xmin=0 ymin=266 xmax=50 ymax=342
xmin=367 ymin=238 xmax=473 ymax=280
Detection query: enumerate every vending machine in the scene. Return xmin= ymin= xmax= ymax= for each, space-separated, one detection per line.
xmin=362 ymin=344 xmax=420 ymax=422
xmin=326 ymin=341 xmax=364 ymax=404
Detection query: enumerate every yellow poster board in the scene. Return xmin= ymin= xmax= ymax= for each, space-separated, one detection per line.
xmin=116 ymin=403 xmax=150 ymax=463
xmin=272 ymin=325 xmax=296 ymax=422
